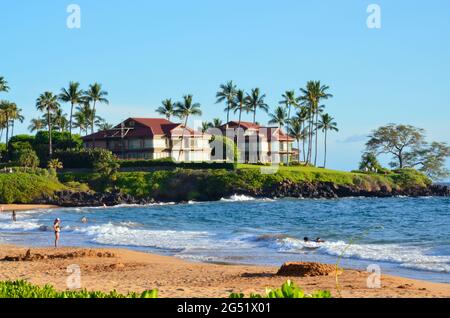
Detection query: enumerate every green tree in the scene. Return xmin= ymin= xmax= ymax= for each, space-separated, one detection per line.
xmin=174 ymin=95 xmax=202 ymax=161
xmin=317 ymin=113 xmax=338 ymax=168
xmin=279 ymin=90 xmax=298 ymax=166
xmin=288 ymin=118 xmax=306 ymax=163
xmin=0 ymin=76 xmax=9 ymax=93
xmin=59 ymin=82 xmax=84 ymax=138
xmin=246 ymin=88 xmax=268 ymax=124
xmin=16 ymin=148 xmax=40 ymax=169
xmin=28 ymin=118 xmax=45 ymax=133
xmin=93 ymin=150 xmax=120 ymax=185
xmin=216 ymin=81 xmax=237 ymax=127
xmin=210 ymin=118 xmax=223 ymax=128
xmin=269 ymin=106 xmax=287 ymax=129
xmin=0 ymin=100 xmax=15 ymax=144
xmin=366 ymin=124 xmax=450 ymax=180
xmin=36 ymin=92 xmax=60 ymax=158
xmin=48 ymin=158 xmax=63 ymax=171
xmin=299 ymin=81 xmax=333 ymax=166
xmin=156 ymin=99 xmax=175 ymax=120
xmin=359 ymin=152 xmax=383 ymax=172
xmin=233 ymin=90 xmax=246 ymax=127
xmin=84 ymin=83 xmax=109 ymax=135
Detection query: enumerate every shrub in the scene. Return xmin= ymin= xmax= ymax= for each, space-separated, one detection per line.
xmin=55 ymin=148 xmax=116 ymax=169
xmin=0 ymin=170 xmax=65 ymax=204
xmin=15 ymin=148 xmax=40 ymax=169
xmin=118 ymin=158 xmax=236 ymax=170
xmin=229 ymin=280 xmax=331 ymax=299
xmin=0 ymin=280 xmax=158 ymax=298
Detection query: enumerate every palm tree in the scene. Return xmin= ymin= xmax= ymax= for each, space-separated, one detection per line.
xmin=0 ymin=77 xmax=9 ymax=93
xmin=279 ymin=90 xmax=298 ymax=166
xmin=174 ymin=95 xmax=202 ymax=161
xmin=50 ymin=107 xmax=68 ymax=132
xmin=97 ymin=119 xmax=113 ymax=131
xmin=36 ymin=92 xmax=60 ymax=157
xmin=59 ymin=82 xmax=84 ymax=138
xmin=245 ymin=88 xmax=268 ymax=124
xmin=73 ymin=111 xmax=88 ymax=135
xmin=211 ymin=118 xmax=223 ymax=128
xmin=201 ymin=121 xmax=211 ymax=133
xmin=9 ymin=104 xmax=24 ymax=137
xmin=317 ymin=113 xmax=338 ymax=168
xmin=299 ymin=81 xmax=333 ymax=166
xmin=232 ymin=90 xmax=246 ymax=127
xmin=156 ymin=99 xmax=175 ymax=120
xmin=0 ymin=101 xmax=15 ymax=144
xmin=289 ymin=118 xmax=306 ymax=163
xmin=294 ymin=107 xmax=309 ymax=162
xmin=269 ymin=106 xmax=287 ymax=129
xmin=215 ymin=81 xmax=237 ymax=127
xmin=28 ymin=118 xmax=45 ymax=133
xmin=84 ymin=83 xmax=109 ymax=135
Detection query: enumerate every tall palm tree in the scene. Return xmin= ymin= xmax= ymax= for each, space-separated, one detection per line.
xmin=85 ymin=83 xmax=109 ymax=135
xmin=279 ymin=91 xmax=298 ymax=166
xmin=0 ymin=101 xmax=15 ymax=144
xmin=156 ymin=99 xmax=175 ymax=120
xmin=289 ymin=118 xmax=306 ymax=163
xmin=233 ymin=90 xmax=246 ymax=127
xmin=59 ymin=82 xmax=84 ymax=138
xmin=52 ymin=107 xmax=68 ymax=132
xmin=174 ymin=95 xmax=202 ymax=161
xmin=299 ymin=81 xmax=333 ymax=165
xmin=317 ymin=113 xmax=338 ymax=168
xmin=201 ymin=121 xmax=211 ymax=133
xmin=36 ymin=92 xmax=60 ymax=157
xmin=28 ymin=118 xmax=45 ymax=133
xmin=0 ymin=77 xmax=9 ymax=93
xmin=9 ymin=104 xmax=24 ymax=137
xmin=215 ymin=81 xmax=237 ymax=127
xmin=245 ymin=88 xmax=268 ymax=124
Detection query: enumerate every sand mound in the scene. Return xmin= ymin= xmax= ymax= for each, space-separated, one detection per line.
xmin=277 ymin=262 xmax=340 ymax=277
xmin=1 ymin=249 xmax=115 ymax=262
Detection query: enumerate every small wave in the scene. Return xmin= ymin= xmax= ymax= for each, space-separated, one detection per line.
xmin=221 ymin=194 xmax=256 ymax=202
xmin=275 ymin=237 xmax=450 ymax=273
xmin=0 ymin=220 xmax=42 ymax=231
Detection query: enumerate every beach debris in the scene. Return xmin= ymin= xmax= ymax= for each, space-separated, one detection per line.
xmin=276 ymin=262 xmax=341 ymax=277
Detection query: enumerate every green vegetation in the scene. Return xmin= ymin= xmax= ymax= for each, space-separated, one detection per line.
xmin=0 ymin=280 xmax=158 ymax=298
xmin=0 ymin=169 xmax=66 ymax=204
xmin=230 ymin=280 xmax=331 ymax=299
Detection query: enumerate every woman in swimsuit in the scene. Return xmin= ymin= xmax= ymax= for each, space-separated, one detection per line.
xmin=53 ymin=218 xmax=61 ymax=248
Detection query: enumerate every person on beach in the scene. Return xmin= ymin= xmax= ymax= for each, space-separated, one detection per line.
xmin=53 ymin=218 xmax=61 ymax=248
xmin=12 ymin=210 xmax=16 ymax=222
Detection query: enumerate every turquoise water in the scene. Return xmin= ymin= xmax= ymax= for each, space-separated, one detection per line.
xmin=1 ymin=195 xmax=450 ymax=283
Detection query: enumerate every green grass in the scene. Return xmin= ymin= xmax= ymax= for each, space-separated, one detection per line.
xmin=0 ymin=280 xmax=158 ymax=298
xmin=0 ymin=170 xmax=67 ymax=204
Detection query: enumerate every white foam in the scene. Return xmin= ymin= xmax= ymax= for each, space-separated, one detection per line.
xmin=276 ymin=237 xmax=450 ymax=273
xmin=74 ymin=222 xmax=250 ymax=251
xmin=221 ymin=194 xmax=256 ymax=202
xmin=0 ymin=220 xmax=42 ymax=231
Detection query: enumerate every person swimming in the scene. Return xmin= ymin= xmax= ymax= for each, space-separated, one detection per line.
xmin=81 ymin=216 xmax=88 ymax=224
xmin=53 ymin=218 xmax=61 ymax=248
xmin=315 ymin=237 xmax=325 ymax=243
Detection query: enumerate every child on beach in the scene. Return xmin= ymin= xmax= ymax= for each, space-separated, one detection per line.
xmin=53 ymin=218 xmax=61 ymax=248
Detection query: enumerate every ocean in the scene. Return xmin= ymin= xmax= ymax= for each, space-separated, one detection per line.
xmin=1 ymin=195 xmax=450 ymax=283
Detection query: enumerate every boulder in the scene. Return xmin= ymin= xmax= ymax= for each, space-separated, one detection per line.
xmin=277 ymin=262 xmax=341 ymax=277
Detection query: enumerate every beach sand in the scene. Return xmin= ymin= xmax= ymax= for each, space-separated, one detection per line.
xmin=0 ymin=204 xmax=59 ymax=212
xmin=1 ymin=244 xmax=450 ymax=298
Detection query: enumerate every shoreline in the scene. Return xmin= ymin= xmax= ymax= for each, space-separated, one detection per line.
xmin=0 ymin=204 xmax=59 ymax=212
xmin=1 ymin=244 xmax=450 ymax=298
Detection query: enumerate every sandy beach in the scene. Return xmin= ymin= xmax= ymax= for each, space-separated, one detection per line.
xmin=1 ymin=244 xmax=450 ymax=298
xmin=0 ymin=204 xmax=59 ymax=212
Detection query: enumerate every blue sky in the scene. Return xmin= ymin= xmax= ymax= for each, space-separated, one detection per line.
xmin=1 ymin=0 xmax=449 ymax=177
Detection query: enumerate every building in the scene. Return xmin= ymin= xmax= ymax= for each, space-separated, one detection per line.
xmin=82 ymin=118 xmax=211 ymax=161
xmin=218 ymin=121 xmax=296 ymax=164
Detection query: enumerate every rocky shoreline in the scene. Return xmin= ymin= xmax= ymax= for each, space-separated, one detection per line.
xmin=34 ymin=181 xmax=450 ymax=207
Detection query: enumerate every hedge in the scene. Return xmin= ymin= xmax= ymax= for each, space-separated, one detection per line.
xmin=118 ymin=158 xmax=237 ymax=170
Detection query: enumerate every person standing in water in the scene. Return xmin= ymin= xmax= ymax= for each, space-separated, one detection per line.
xmin=12 ymin=210 xmax=16 ymax=222
xmin=53 ymin=218 xmax=61 ymax=248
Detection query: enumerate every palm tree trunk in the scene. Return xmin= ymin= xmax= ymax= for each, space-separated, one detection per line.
xmin=238 ymin=105 xmax=242 ymax=126
xmin=5 ymin=117 xmax=9 ymax=145
xmin=253 ymin=106 xmax=256 ymax=124
xmin=48 ymin=110 xmax=53 ymax=158
xmin=69 ymin=102 xmax=74 ymax=140
xmin=177 ymin=116 xmax=189 ymax=162
xmin=314 ymin=111 xmax=319 ymax=166
xmin=11 ymin=121 xmax=14 ymax=138
xmin=226 ymin=100 xmax=231 ymax=128
xmin=323 ymin=130 xmax=328 ymax=168
xmin=92 ymin=101 xmax=96 ymax=148
xmin=286 ymin=104 xmax=291 ymax=166
xmin=298 ymin=140 xmax=301 ymax=162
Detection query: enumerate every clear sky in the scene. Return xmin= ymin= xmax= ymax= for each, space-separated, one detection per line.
xmin=1 ymin=0 xmax=449 ymax=178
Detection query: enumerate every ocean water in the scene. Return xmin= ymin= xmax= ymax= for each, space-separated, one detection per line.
xmin=1 ymin=196 xmax=450 ymax=283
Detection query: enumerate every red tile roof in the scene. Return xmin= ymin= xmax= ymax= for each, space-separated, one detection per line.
xmin=82 ymin=117 xmax=205 ymax=141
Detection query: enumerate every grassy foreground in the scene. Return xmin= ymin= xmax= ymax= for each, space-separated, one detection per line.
xmin=0 ymin=280 xmax=330 ymax=299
